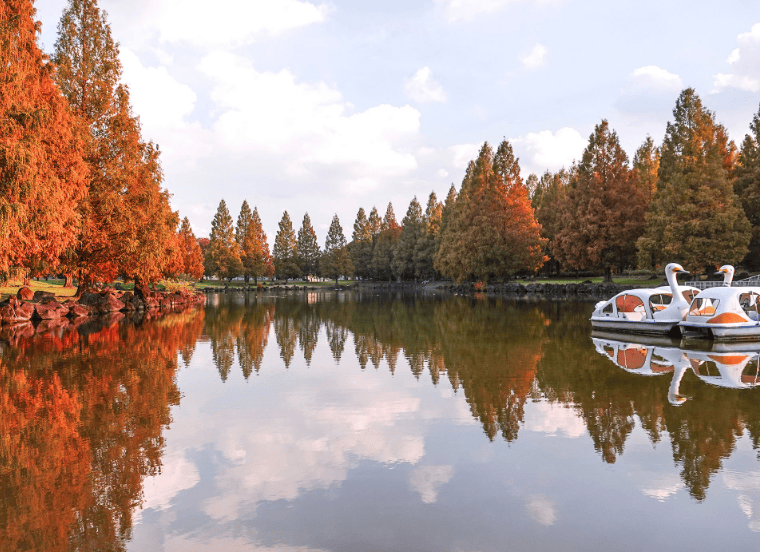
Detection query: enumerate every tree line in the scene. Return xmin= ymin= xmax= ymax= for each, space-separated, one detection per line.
xmin=206 ymin=89 xmax=760 ymax=284
xmin=1 ymin=0 xmax=204 ymax=295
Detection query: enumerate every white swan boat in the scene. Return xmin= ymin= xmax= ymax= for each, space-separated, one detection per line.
xmin=679 ymin=284 xmax=760 ymax=341
xmin=590 ymin=263 xmax=698 ymax=336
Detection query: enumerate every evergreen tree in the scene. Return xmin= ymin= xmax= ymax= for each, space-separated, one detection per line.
xmin=637 ymin=89 xmax=750 ymax=272
xmin=414 ymin=191 xmax=443 ymax=280
xmin=235 ymin=200 xmax=254 ymax=283
xmin=297 ymin=213 xmax=320 ymax=278
xmin=392 ymin=197 xmax=424 ymax=280
xmin=208 ymin=200 xmax=242 ymax=280
xmin=553 ymin=120 xmax=645 ymax=276
xmin=349 ymin=207 xmax=373 ymax=280
xmin=243 ymin=207 xmax=274 ymax=284
xmin=381 ymin=203 xmax=399 ymax=231
xmin=735 ymin=104 xmax=760 ymax=270
xmin=0 ymin=0 xmax=88 ymax=277
xmin=532 ymin=169 xmax=570 ymax=276
xmin=322 ymin=214 xmax=354 ymax=285
xmin=54 ymin=0 xmax=178 ymax=295
xmin=435 ymin=142 xmax=546 ymax=282
xmin=178 ymin=217 xmax=204 ymax=279
xmin=368 ymin=206 xmax=382 ymax=236
xmin=632 ymin=135 xmax=659 ymax=202
xmin=273 ymin=211 xmax=300 ymax=281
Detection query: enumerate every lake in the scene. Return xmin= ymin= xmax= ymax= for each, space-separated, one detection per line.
xmin=2 ymin=290 xmax=760 ymax=551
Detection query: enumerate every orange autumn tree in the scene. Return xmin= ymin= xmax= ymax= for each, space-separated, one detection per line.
xmin=553 ymin=120 xmax=647 ymax=277
xmin=177 ymin=217 xmax=204 ymax=279
xmin=0 ymin=0 xmax=87 ymax=278
xmin=53 ymin=0 xmax=179 ymax=295
xmin=435 ymin=141 xmax=547 ymax=282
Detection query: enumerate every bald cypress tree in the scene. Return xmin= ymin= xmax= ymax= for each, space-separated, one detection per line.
xmin=554 ymin=120 xmax=644 ymax=276
xmin=297 ymin=213 xmax=320 ymax=278
xmin=392 ymin=197 xmax=424 ymax=280
xmin=735 ymin=104 xmax=760 ymax=270
xmin=637 ymin=89 xmax=750 ymax=272
xmin=209 ymin=200 xmax=242 ymax=280
xmin=350 ymin=207 xmax=373 ymax=280
xmin=414 ymin=191 xmax=443 ymax=280
xmin=0 ymin=0 xmax=88 ymax=277
xmin=273 ymin=211 xmax=300 ymax=281
xmin=54 ymin=0 xmax=179 ymax=295
xmin=322 ymin=215 xmax=354 ymax=285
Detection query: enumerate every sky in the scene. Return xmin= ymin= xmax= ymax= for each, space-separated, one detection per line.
xmin=36 ymin=0 xmax=760 ymax=243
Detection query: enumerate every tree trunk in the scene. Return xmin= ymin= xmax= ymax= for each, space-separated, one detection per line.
xmin=134 ymin=276 xmax=150 ymax=301
xmin=603 ymin=266 xmax=613 ymax=283
xmin=63 ymin=273 xmax=74 ymax=288
xmin=244 ymin=275 xmax=250 ymax=285
xmin=75 ymin=270 xmax=92 ymax=297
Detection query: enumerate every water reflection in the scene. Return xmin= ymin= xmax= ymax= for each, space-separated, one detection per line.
xmin=5 ymin=291 xmax=760 ymax=550
xmin=0 ymin=308 xmax=204 ymax=552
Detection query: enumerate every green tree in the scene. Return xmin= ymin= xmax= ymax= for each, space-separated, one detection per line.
xmin=392 ymin=197 xmax=424 ymax=280
xmin=349 ymin=207 xmax=373 ymax=280
xmin=208 ymin=200 xmax=242 ymax=280
xmin=553 ymin=120 xmax=645 ymax=277
xmin=735 ymin=104 xmax=760 ymax=270
xmin=273 ymin=211 xmax=300 ymax=281
xmin=532 ymin=169 xmax=571 ymax=276
xmin=414 ymin=191 xmax=443 ymax=280
xmin=322 ymin=214 xmax=354 ymax=285
xmin=637 ymin=89 xmax=750 ymax=272
xmin=297 ymin=213 xmax=320 ymax=278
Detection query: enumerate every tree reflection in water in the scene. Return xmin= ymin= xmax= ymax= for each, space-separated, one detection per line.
xmin=0 ymin=307 xmax=204 ymax=552
xmin=204 ymin=291 xmax=760 ymax=503
xmin=5 ymin=291 xmax=760 ymax=550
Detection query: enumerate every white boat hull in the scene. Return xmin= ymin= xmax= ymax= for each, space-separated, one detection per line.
xmin=680 ymin=322 xmax=760 ymax=341
xmin=590 ymin=317 xmax=681 ymax=336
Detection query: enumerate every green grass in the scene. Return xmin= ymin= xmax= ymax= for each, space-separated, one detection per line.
xmin=511 ymin=277 xmax=663 ymax=286
xmin=0 ymin=279 xmax=78 ymax=302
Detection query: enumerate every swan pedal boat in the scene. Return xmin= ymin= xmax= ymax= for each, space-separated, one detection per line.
xmin=679 ymin=286 xmax=760 ymax=341
xmin=589 ymin=263 xmax=697 ymax=337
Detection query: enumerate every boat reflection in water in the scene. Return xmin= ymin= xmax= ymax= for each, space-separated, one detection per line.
xmin=593 ymin=331 xmax=760 ymax=406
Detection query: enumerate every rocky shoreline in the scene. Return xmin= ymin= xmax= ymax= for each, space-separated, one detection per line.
xmin=0 ymin=286 xmax=205 ymax=326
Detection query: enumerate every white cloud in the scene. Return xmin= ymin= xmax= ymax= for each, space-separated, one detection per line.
xmin=511 ymin=127 xmax=585 ymax=174
xmin=436 ymin=168 xmax=450 ymax=179
xmin=435 ymin=0 xmax=560 ymax=22
xmin=524 ymin=402 xmax=586 ymax=438
xmin=120 ymin=48 xmax=197 ymax=130
xmin=197 ymin=51 xmax=420 ymax=185
xmin=151 ymin=0 xmax=329 ymax=46
xmin=629 ymin=66 xmax=683 ymax=92
xmin=409 ymin=465 xmax=454 ymax=504
xmin=405 ymin=67 xmax=447 ymax=103
xmin=448 ymin=143 xmax=481 ymax=169
xmin=134 ymin=451 xmax=200 ymax=524
xmin=521 ymin=43 xmax=547 ymax=70
xmin=712 ymin=23 xmax=760 ymax=93
xmin=525 ymin=495 xmax=557 ymax=526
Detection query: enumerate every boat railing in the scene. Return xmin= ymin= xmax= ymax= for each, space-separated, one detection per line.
xmin=687 ymin=275 xmax=760 ymax=289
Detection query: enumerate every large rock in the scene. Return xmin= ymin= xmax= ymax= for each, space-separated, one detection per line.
xmin=63 ymin=299 xmax=91 ymax=318
xmin=0 ymin=296 xmax=35 ymax=324
xmin=33 ymin=290 xmax=56 ymax=301
xmin=17 ymin=286 xmax=34 ymax=301
xmin=34 ymin=301 xmax=69 ymax=320
xmin=77 ymin=290 xmax=125 ymax=313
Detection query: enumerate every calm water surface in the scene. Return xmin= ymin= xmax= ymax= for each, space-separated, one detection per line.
xmin=2 ymin=291 xmax=760 ymax=551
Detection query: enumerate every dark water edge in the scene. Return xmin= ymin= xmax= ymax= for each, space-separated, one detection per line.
xmin=2 ymin=290 xmax=760 ymax=551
